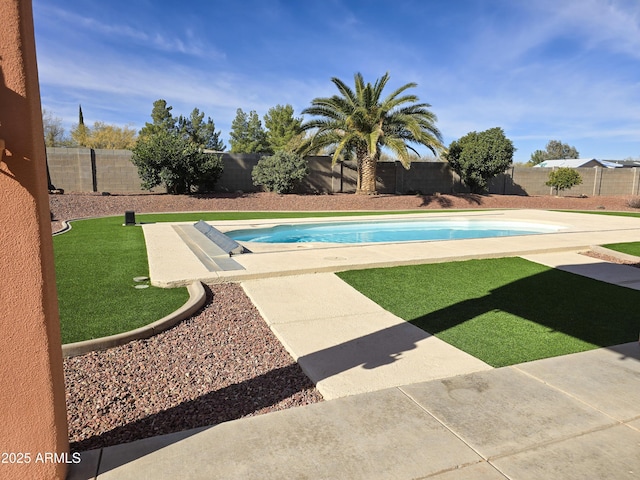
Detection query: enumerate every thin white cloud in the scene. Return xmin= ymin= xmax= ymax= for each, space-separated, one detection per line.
xmin=435 ymin=59 xmax=640 ymax=149
xmin=36 ymin=47 xmax=328 ymax=137
xmin=522 ymin=0 xmax=640 ymax=58
xmin=35 ymin=4 xmax=223 ymax=59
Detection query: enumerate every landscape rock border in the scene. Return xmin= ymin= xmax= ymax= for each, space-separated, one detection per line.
xmin=588 ymin=245 xmax=640 ymax=265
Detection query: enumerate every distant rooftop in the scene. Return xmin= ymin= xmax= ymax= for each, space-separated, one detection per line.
xmin=603 ymin=159 xmax=640 ymax=168
xmin=535 ymin=158 xmax=623 ymax=168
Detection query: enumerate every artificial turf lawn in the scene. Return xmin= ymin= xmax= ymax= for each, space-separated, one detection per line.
xmin=53 ymin=216 xmax=190 ymax=344
xmin=337 ymin=257 xmax=640 ymax=367
xmin=602 ymin=242 xmax=640 ymax=257
xmin=55 ymin=209 xmax=640 ymax=345
xmin=54 ymin=210 xmax=444 ymax=343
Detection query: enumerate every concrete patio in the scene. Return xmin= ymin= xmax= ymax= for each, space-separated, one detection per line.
xmin=70 ymin=342 xmax=640 ymax=479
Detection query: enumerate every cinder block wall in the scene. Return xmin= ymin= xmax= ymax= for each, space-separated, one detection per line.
xmin=301 ymin=156 xmax=340 ymax=193
xmin=46 ymin=147 xmax=640 ymax=196
xmin=571 ymin=168 xmax=597 ymax=197
xmin=216 ymin=153 xmax=261 ymax=193
xmin=93 ymin=149 xmax=144 ymax=192
xmin=599 ymin=168 xmax=640 ymax=196
xmin=47 ymin=147 xmax=94 ymax=192
xmin=397 ymin=162 xmax=463 ymax=194
xmin=489 ymin=167 xmax=554 ymax=195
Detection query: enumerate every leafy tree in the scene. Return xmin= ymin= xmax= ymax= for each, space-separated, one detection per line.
xmin=263 ymin=104 xmax=303 ymax=152
xmin=545 ymin=167 xmax=583 ymax=195
xmin=252 ymin=151 xmax=309 ymax=193
xmin=132 ymin=130 xmax=222 ymax=194
xmin=132 ymin=100 xmax=224 ymax=193
xmin=299 ymin=72 xmax=444 ymax=194
xmin=529 ymin=140 xmax=579 ymax=165
xmin=90 ymin=122 xmax=137 ymax=149
xmin=229 ymin=108 xmax=271 ymax=153
xmin=70 ymin=123 xmax=89 ymax=147
xmin=444 ymin=127 xmax=515 ymax=194
xmin=42 ymin=109 xmax=69 ymax=147
xmin=70 ymin=121 xmax=137 ymax=149
xmin=68 ymin=105 xmax=138 ymax=149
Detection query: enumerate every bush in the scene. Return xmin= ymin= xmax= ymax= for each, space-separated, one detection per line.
xmin=627 ymin=197 xmax=640 ymax=209
xmin=131 ymin=131 xmax=223 ymax=194
xmin=252 ymin=151 xmax=308 ymax=194
xmin=444 ymin=127 xmax=514 ymax=194
xmin=545 ymin=167 xmax=583 ymax=194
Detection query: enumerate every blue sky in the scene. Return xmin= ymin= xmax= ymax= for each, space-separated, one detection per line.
xmin=33 ymin=0 xmax=640 ymax=162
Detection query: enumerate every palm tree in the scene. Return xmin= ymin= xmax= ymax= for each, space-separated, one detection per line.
xmin=299 ymin=72 xmax=445 ymax=194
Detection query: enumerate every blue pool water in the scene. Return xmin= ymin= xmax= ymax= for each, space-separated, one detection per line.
xmin=226 ymin=219 xmax=563 ymax=244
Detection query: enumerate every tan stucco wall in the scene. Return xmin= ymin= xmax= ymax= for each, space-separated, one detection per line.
xmin=0 ymin=1 xmax=69 ymax=479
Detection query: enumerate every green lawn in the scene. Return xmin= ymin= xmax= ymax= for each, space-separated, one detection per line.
xmin=56 ymin=208 xmax=640 ymax=347
xmin=337 ymin=257 xmax=640 ymax=367
xmin=54 ymin=216 xmax=190 ymax=344
xmin=566 ymin=210 xmax=640 ymax=219
xmin=602 ymin=242 xmax=640 ymax=257
xmin=54 ymin=209 xmax=439 ymax=344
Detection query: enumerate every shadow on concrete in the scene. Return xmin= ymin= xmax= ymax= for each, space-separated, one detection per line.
xmin=74 ymin=312 xmax=432 ymax=455
xmin=295 ymin=322 xmax=430 ymax=383
xmin=281 ymin=261 xmax=640 ymax=384
xmin=73 ymin=320 xmax=430 ymax=477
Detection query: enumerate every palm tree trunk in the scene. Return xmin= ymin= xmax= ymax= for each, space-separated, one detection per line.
xmin=356 ymin=152 xmax=378 ymax=194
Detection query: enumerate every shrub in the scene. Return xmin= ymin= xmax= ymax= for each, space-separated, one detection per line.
xmin=444 ymin=127 xmax=514 ymax=194
xmin=545 ymin=167 xmax=583 ymax=195
xmin=627 ymin=197 xmax=640 ymax=209
xmin=131 ymin=131 xmax=223 ymax=194
xmin=252 ymin=151 xmax=308 ymax=194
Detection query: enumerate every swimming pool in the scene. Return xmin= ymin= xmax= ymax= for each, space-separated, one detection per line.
xmin=226 ymin=218 xmax=564 ymax=244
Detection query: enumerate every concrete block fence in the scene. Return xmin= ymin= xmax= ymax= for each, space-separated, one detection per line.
xmin=46 ymin=147 xmax=640 ymax=196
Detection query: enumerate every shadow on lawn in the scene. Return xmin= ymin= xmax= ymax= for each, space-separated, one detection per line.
xmin=406 ymin=265 xmax=640 ymax=367
xmin=294 ymin=261 xmax=640 ymax=378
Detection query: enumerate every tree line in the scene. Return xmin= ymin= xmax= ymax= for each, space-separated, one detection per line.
xmin=43 ymin=72 xmax=588 ymax=195
xmin=43 ymin=103 xmax=305 ymax=154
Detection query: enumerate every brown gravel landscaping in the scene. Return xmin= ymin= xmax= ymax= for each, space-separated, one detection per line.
xmin=64 ymin=284 xmax=322 ymax=452
xmin=54 ymin=192 xmax=640 ymax=452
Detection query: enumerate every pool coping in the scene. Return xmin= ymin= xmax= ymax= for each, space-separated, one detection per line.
xmin=142 ymin=209 xmax=640 ymax=287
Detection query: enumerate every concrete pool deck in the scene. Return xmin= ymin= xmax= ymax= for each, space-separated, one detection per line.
xmin=242 ymin=272 xmax=493 ymax=400
xmin=142 ymin=209 xmax=640 ymax=287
